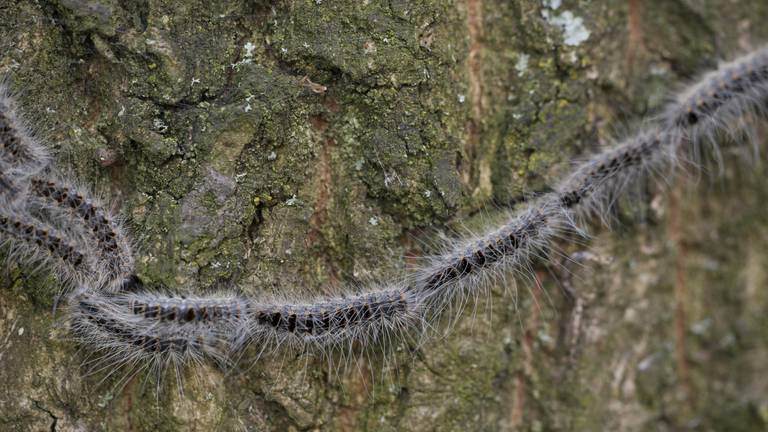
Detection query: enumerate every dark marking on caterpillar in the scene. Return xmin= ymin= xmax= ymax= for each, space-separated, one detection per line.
xmin=0 ymin=164 xmax=22 ymax=197
xmin=559 ymin=131 xmax=667 ymax=208
xmin=0 ymin=109 xmax=34 ymax=165
xmin=127 ymin=295 xmax=248 ymax=323
xmin=252 ymin=291 xmax=410 ymax=335
xmin=672 ymin=49 xmax=768 ymax=127
xmin=0 ymin=91 xmax=49 ymax=171
xmin=29 ymin=176 xmax=135 ymax=289
xmin=0 ymin=212 xmax=85 ymax=269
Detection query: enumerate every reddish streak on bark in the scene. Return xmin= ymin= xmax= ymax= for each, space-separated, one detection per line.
xmin=511 ymin=272 xmax=543 ymax=427
xmin=626 ymin=0 xmax=645 ymax=71
xmin=669 ymin=178 xmax=691 ymax=397
xmin=308 ymin=112 xmax=340 ymax=287
xmin=511 ymin=371 xmax=526 ymax=427
xmin=308 ymin=114 xmax=332 ymax=244
xmin=119 ymin=378 xmax=135 ymax=431
xmin=463 ymin=0 xmax=484 ymax=187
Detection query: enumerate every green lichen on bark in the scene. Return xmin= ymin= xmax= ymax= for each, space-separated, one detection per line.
xmin=0 ymin=0 xmax=767 ymax=431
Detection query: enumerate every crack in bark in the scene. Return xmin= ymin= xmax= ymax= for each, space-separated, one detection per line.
xmin=31 ymin=399 xmax=59 ymax=432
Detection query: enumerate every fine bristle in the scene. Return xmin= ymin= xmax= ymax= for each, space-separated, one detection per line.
xmin=0 ymin=85 xmax=50 ymax=173
xmin=0 ymin=82 xmax=135 ymax=293
xmin=557 ymin=128 xmax=680 ymax=221
xmin=248 ymin=286 xmax=424 ymax=353
xmin=68 ymin=290 xmax=251 ymax=391
xmin=413 ymin=196 xmax=570 ymax=318
xmin=0 ymin=160 xmax=27 ymax=201
xmin=0 ymin=206 xmax=99 ymax=288
xmin=664 ymin=46 xmax=768 ymax=167
xmin=28 ymin=174 xmax=136 ymax=291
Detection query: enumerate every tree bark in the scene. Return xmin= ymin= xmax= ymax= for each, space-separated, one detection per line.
xmin=1 ymin=0 xmax=767 ymax=430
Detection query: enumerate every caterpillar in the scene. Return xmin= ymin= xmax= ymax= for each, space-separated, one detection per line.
xmin=27 ymin=174 xmax=136 ymax=292
xmin=0 ymin=87 xmax=50 ymax=174
xmin=68 ymin=289 xmax=249 ymax=390
xmin=0 ymin=86 xmax=135 ymax=292
xmin=68 ymin=285 xmax=425 ymax=384
xmin=0 ymin=208 xmax=93 ymax=283
xmin=1 ymin=45 xmax=767 ymax=391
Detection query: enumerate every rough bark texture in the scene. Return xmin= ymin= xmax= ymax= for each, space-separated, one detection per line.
xmin=1 ymin=0 xmax=767 ymax=430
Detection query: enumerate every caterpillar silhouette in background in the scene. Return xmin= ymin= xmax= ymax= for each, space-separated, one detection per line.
xmin=1 ymin=46 xmax=767 ymax=390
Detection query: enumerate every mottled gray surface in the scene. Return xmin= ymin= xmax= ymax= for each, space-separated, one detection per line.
xmin=0 ymin=0 xmax=766 ymax=430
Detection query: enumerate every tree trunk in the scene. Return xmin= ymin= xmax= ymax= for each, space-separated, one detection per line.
xmin=1 ymin=0 xmax=767 ymax=430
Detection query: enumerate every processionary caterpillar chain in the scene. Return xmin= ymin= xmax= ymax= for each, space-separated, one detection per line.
xmin=2 ymin=45 xmax=767 ymax=386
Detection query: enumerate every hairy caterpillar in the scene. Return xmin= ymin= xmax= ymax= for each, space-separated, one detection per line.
xmin=0 ymin=208 xmax=92 ymax=280
xmin=0 ymin=86 xmax=135 ymax=292
xmin=1 ymin=45 xmax=768 ymax=392
xmin=68 ymin=290 xmax=250 ymax=390
xmin=667 ymin=46 xmax=768 ymax=135
xmin=27 ymin=175 xmax=136 ymax=292
xmin=68 ymin=285 xmax=425 ymax=383
xmin=0 ymin=88 xmax=50 ymax=173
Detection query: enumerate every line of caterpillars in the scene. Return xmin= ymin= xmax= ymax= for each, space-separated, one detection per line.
xmin=6 ymin=45 xmax=768 ymax=360
xmin=115 ymin=46 xmax=763 ymax=341
xmin=126 ymin=290 xmax=412 ymax=336
xmin=209 ymin=47 xmax=766 ymax=340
